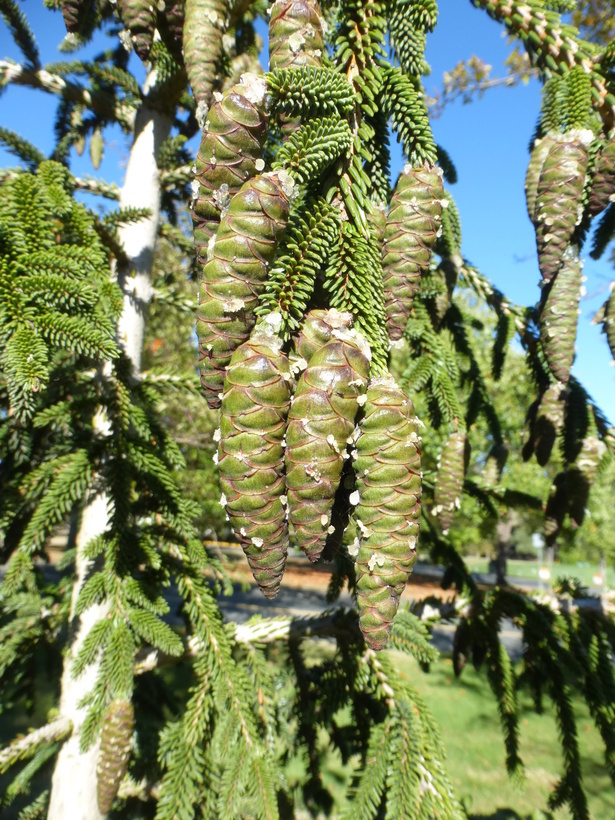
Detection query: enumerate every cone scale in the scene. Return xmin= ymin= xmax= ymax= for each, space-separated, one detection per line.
xmin=218 ymin=319 xmax=292 ymax=598
xmin=285 ymin=329 xmax=371 ymax=562
xmin=352 ymin=377 xmax=422 ymax=651
xmin=382 ymin=164 xmax=444 ymax=340
xmin=196 ymin=171 xmax=293 ymax=408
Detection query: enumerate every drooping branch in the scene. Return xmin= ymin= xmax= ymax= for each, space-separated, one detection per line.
xmin=0 ymin=717 xmax=73 ymax=772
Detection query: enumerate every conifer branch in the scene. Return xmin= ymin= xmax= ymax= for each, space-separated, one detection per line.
xmin=0 ymin=718 xmax=73 ymax=773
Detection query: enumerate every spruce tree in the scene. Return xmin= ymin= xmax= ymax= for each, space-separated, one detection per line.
xmin=1 ymin=1 xmax=615 ymax=819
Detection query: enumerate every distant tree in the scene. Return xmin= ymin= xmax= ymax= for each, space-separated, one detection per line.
xmin=1 ymin=2 xmax=615 ymax=820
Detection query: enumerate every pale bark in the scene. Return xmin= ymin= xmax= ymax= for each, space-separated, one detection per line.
xmin=48 ymin=99 xmax=172 ymax=820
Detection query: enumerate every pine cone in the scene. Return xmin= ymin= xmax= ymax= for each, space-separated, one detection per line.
xmin=383 ymin=164 xmax=444 ymax=340
xmin=534 ymin=382 xmax=566 ymax=466
xmin=434 ymin=430 xmax=469 ymax=535
xmin=218 ymin=318 xmax=292 ymax=598
xmin=540 ymin=251 xmax=581 ymax=384
xmin=269 ymin=0 xmax=325 ymax=71
xmin=157 ymin=0 xmax=185 ymax=59
xmin=291 ymin=308 xmax=354 ymax=366
xmin=544 ymin=473 xmax=567 ymax=546
xmin=587 ymin=134 xmax=615 ymax=218
xmin=525 ymin=133 xmax=559 ymax=224
xmin=96 ymin=700 xmax=134 ymax=814
xmin=285 ymin=329 xmax=371 ymax=561
xmin=566 ymin=434 xmax=606 ymax=527
xmin=184 ymin=0 xmax=228 ymax=117
xmin=197 ymin=171 xmax=293 ymax=408
xmin=482 ymin=443 xmax=508 ymax=489
xmin=352 ymin=377 xmax=422 ymax=651
xmin=61 ymin=0 xmax=93 ymax=34
xmin=534 ymin=131 xmax=592 ymax=284
xmin=192 ymin=74 xmax=270 ymax=264
xmin=116 ymin=0 xmax=156 ymax=60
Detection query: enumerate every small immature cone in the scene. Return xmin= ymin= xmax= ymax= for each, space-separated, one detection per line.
xmin=192 ymin=74 xmax=270 ymax=264
xmin=351 ymin=377 xmax=422 ymax=651
xmin=540 ymin=251 xmax=582 ymax=384
xmin=285 ymin=329 xmax=371 ymax=562
xmin=96 ymin=700 xmax=134 ymax=814
xmin=566 ymin=434 xmax=606 ymax=527
xmin=269 ymin=0 xmax=325 ymax=137
xmin=197 ymin=171 xmax=293 ymax=408
xmin=525 ymin=133 xmax=559 ymax=224
xmin=534 ymin=130 xmax=592 ymax=284
xmin=434 ymin=431 xmax=469 ymax=535
xmin=383 ymin=164 xmax=444 ymax=340
xmin=116 ymin=0 xmax=156 ymax=60
xmin=218 ymin=317 xmax=292 ymax=598
xmin=587 ymin=134 xmax=615 ymax=218
xmin=184 ymin=0 xmax=228 ymax=121
xmin=533 ymin=382 xmax=566 ymax=466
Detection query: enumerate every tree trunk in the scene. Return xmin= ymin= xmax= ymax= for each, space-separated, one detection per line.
xmin=48 ymin=103 xmax=172 ymax=820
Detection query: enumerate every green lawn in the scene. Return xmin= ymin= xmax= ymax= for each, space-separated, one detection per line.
xmin=463 ymin=556 xmax=615 ymax=590
xmin=400 ymin=654 xmax=614 ymax=819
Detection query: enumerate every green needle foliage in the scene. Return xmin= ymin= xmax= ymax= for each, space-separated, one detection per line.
xmin=1 ymin=1 xmax=615 ymax=819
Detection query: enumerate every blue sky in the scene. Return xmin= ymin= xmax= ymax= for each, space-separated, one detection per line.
xmin=1 ymin=0 xmax=613 ymax=421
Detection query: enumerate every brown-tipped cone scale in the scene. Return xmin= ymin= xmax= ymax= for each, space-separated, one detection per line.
xmin=525 ymin=133 xmax=559 ymax=224
xmin=351 ymin=377 xmax=422 ymax=651
xmin=587 ymin=134 xmax=615 ymax=218
xmin=96 ymin=699 xmax=134 ymax=814
xmin=196 ymin=171 xmax=293 ymax=408
xmin=285 ymin=329 xmax=371 ymax=562
xmin=534 ymin=130 xmax=592 ymax=284
xmin=566 ymin=434 xmax=606 ymax=527
xmin=382 ymin=164 xmax=444 ymax=340
xmin=184 ymin=0 xmax=229 ymax=121
xmin=116 ymin=0 xmax=156 ymax=60
xmin=192 ymin=74 xmax=270 ymax=264
xmin=434 ymin=430 xmax=469 ymax=535
xmin=534 ymin=381 xmax=566 ymax=466
xmin=218 ymin=316 xmax=292 ymax=598
xmin=269 ymin=0 xmax=325 ymax=71
xmin=540 ymin=250 xmax=582 ymax=384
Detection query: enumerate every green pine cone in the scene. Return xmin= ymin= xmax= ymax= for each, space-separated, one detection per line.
xmin=534 ymin=131 xmax=592 ymax=284
xmin=218 ymin=317 xmax=292 ymax=598
xmin=352 ymin=377 xmax=422 ymax=651
xmin=116 ymin=0 xmax=156 ymax=60
xmin=482 ymin=443 xmax=508 ymax=489
xmin=434 ymin=430 xmax=469 ymax=535
xmin=587 ymin=135 xmax=615 ymax=218
xmin=157 ymin=0 xmax=185 ymax=58
xmin=290 ymin=308 xmax=354 ymax=366
xmin=196 ymin=171 xmax=293 ymax=408
xmin=540 ymin=251 xmax=582 ymax=384
xmin=383 ymin=164 xmax=444 ymax=340
xmin=192 ymin=74 xmax=270 ymax=265
xmin=285 ymin=329 xmax=371 ymax=561
xmin=96 ymin=700 xmax=134 ymax=814
xmin=269 ymin=0 xmax=325 ymax=71
xmin=566 ymin=434 xmax=606 ymax=527
xmin=534 ymin=382 xmax=566 ymax=466
xmin=525 ymin=133 xmax=559 ymax=224
xmin=184 ymin=0 xmax=228 ymax=118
